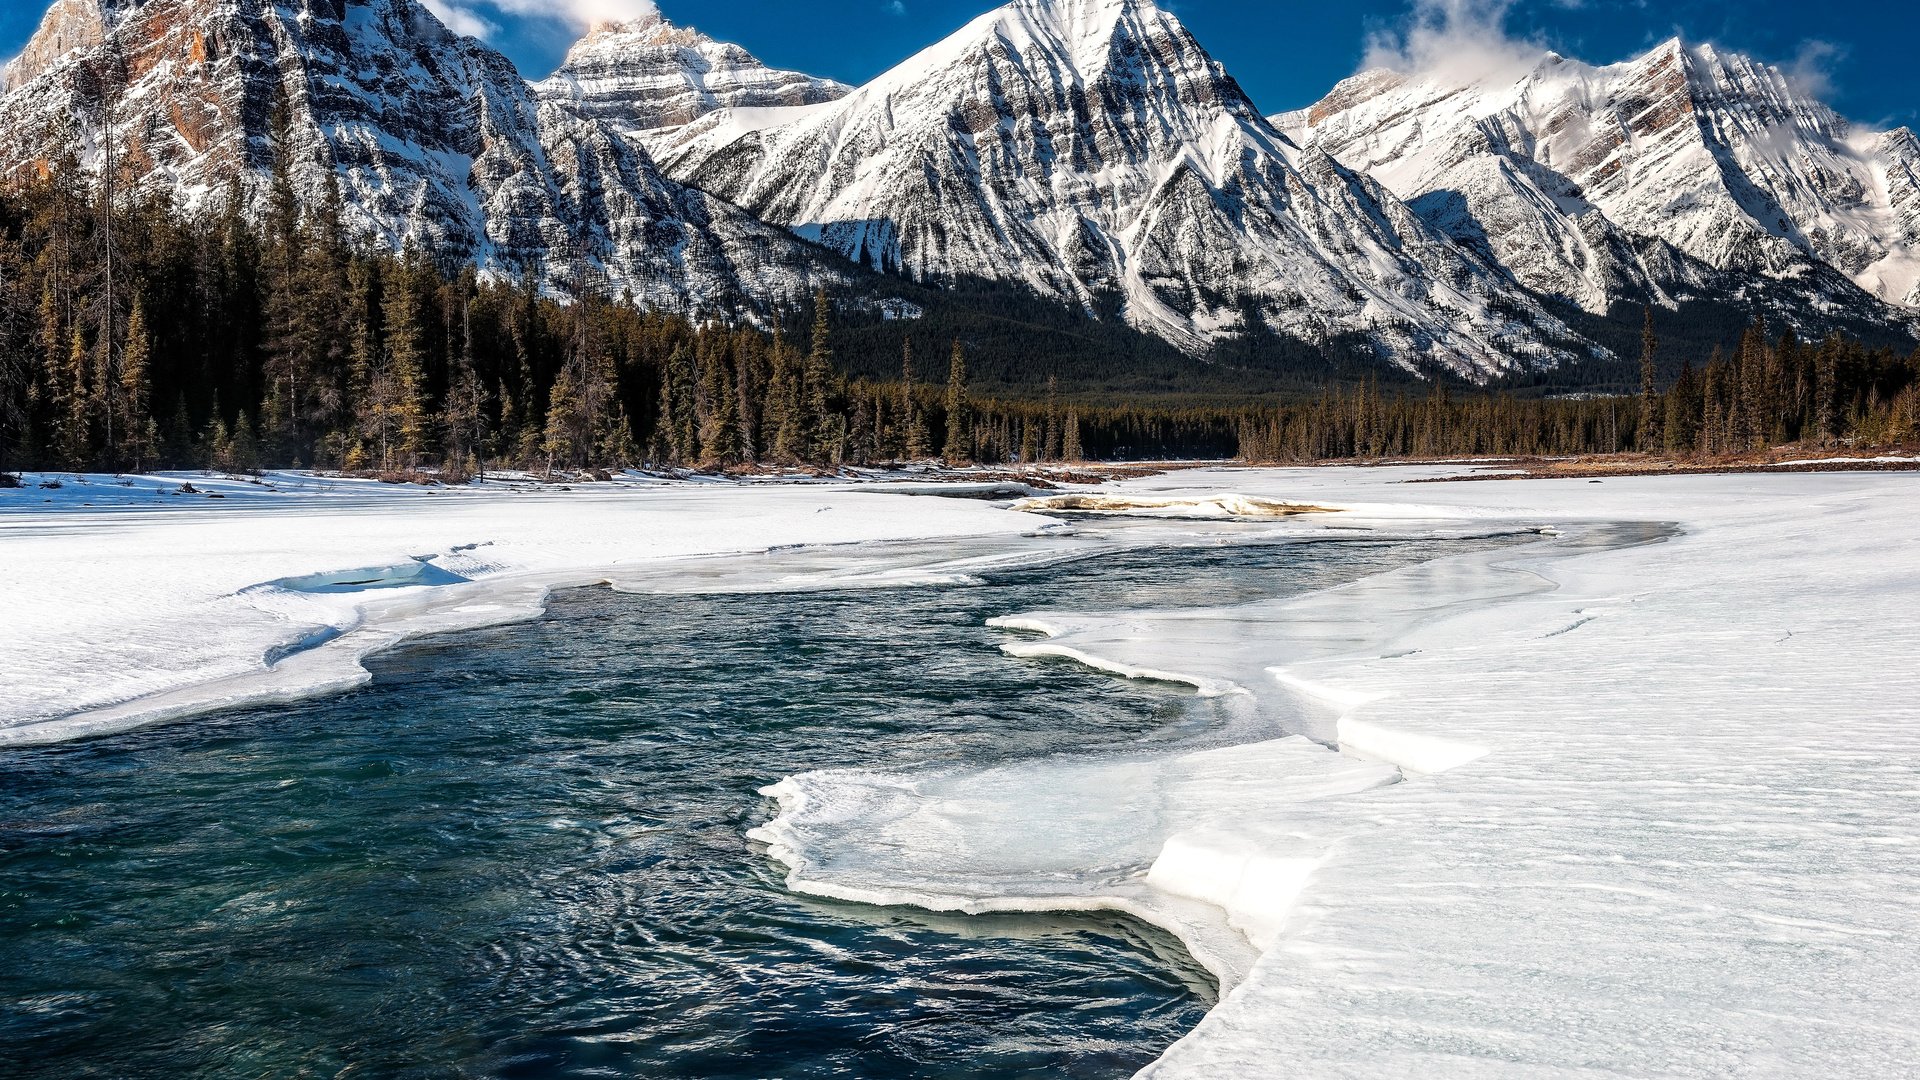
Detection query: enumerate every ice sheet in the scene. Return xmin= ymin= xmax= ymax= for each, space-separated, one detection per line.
xmin=755 ymin=466 xmax=1920 ymax=1077
xmin=11 ymin=465 xmax=1919 ymax=1076
xmin=0 ymin=472 xmax=1064 ymax=745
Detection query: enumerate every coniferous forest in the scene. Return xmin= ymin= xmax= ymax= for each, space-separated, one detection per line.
xmin=1 ymin=154 xmax=1915 ymax=476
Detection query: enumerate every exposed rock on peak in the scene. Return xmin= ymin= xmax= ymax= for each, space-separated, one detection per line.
xmin=537 ymin=14 xmax=850 ymax=137
xmin=2 ymin=0 xmax=110 ymax=91
xmin=1289 ymin=38 xmax=1920 ymax=320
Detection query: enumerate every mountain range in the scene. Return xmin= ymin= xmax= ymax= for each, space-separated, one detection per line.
xmin=2 ymin=0 xmax=1915 ymax=386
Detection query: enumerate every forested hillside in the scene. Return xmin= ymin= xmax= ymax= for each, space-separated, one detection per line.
xmin=1 ymin=159 xmax=1912 ymax=476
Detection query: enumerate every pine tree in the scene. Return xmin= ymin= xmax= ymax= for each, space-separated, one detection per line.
xmin=375 ymin=253 xmax=429 ymax=469
xmin=1637 ymin=306 xmax=1661 ymax=450
xmin=60 ymin=324 xmax=89 ymax=468
xmin=120 ymin=298 xmax=152 ymax=471
xmin=1044 ymin=374 xmax=1061 ymax=461
xmin=699 ymin=336 xmax=741 ymax=464
xmin=805 ymin=290 xmax=838 ymax=459
xmin=768 ymin=330 xmax=806 ymax=462
xmin=1061 ymin=408 xmax=1083 ymax=462
xmin=658 ymin=343 xmax=699 ymax=465
xmin=942 ymin=339 xmax=970 ymax=465
xmin=1813 ymin=334 xmax=1839 ymax=446
xmin=897 ymin=338 xmax=916 ymax=458
xmin=1664 ymin=357 xmax=1701 ymax=456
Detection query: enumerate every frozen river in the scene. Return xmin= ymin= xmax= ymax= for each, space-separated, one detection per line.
xmin=0 ymin=528 xmax=1510 ymax=1077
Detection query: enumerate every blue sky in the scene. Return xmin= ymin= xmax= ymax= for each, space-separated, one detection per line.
xmin=4 ymin=0 xmax=1914 ymax=127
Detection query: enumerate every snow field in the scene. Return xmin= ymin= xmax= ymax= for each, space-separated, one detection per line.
xmin=759 ymin=466 xmax=1920 ymax=1077
xmin=0 ymin=472 xmax=1058 ymax=745
xmin=9 ymin=464 xmax=1917 ymax=1076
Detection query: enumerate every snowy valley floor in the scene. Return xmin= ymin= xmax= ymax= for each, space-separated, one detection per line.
xmin=4 ymin=466 xmax=1917 ymax=1075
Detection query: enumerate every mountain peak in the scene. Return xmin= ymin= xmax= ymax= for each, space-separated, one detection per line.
xmin=650 ymin=0 xmax=1589 ymax=377
xmin=1289 ymin=32 xmax=1920 ymax=321
xmin=579 ymin=13 xmax=708 ymax=49
xmin=2 ymin=0 xmax=110 ymax=91
xmin=540 ymin=17 xmax=848 ymax=136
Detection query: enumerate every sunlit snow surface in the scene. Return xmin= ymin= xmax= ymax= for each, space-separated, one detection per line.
xmin=756 ymin=467 xmax=1920 ymax=1077
xmin=0 ymin=471 xmax=1060 ymax=745
xmin=6 ymin=465 xmax=1919 ymax=1076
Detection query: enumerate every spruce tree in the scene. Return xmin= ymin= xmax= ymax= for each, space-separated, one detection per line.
xmin=120 ymin=299 xmax=152 ymax=471
xmin=376 ymin=253 xmax=429 ymax=469
xmin=1702 ymin=352 xmax=1727 ymax=457
xmin=900 ymin=339 xmax=931 ymax=459
xmin=805 ymin=290 xmax=837 ymax=460
xmin=942 ymin=339 xmax=970 ymax=465
xmin=60 ymin=324 xmax=89 ymax=469
xmin=1664 ymin=357 xmax=1701 ymax=456
xmin=1813 ymin=334 xmax=1840 ymax=446
xmin=443 ymin=295 xmax=489 ymax=480
xmin=768 ymin=331 xmax=806 ymax=462
xmin=698 ymin=336 xmax=741 ymax=464
xmin=897 ymin=338 xmax=915 ymax=458
xmin=1044 ymin=374 xmax=1061 ymax=461
xmin=659 ymin=343 xmax=699 ymax=465
xmin=1061 ymin=408 xmax=1083 ymax=462
xmin=1638 ymin=306 xmax=1661 ymax=450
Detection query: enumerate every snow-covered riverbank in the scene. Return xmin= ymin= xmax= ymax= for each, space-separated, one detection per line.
xmin=758 ymin=467 xmax=1920 ymax=1076
xmin=0 ymin=471 xmax=1063 ymax=746
xmin=7 ymin=465 xmax=1916 ymax=1076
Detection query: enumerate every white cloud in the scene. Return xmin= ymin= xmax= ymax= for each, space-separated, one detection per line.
xmin=886 ymin=0 xmax=907 ymax=14
xmin=1785 ymin=39 xmax=1846 ymax=101
xmin=481 ymin=0 xmax=660 ymax=29
xmin=1361 ymin=0 xmax=1548 ymax=86
xmin=419 ymin=0 xmax=500 ymax=39
xmin=418 ymin=0 xmax=661 ymax=38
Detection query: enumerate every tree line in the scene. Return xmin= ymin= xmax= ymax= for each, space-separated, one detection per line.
xmin=0 ymin=125 xmax=1255 ymax=476
xmin=1238 ymin=311 xmax=1918 ymax=462
xmin=1 ymin=125 xmax=1914 ymax=477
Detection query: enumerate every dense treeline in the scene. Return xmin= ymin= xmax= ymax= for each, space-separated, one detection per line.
xmin=0 ymin=126 xmax=1250 ymax=475
xmin=1237 ymin=312 xmax=1919 ymax=462
xmin=1 ymin=129 xmax=1914 ymax=476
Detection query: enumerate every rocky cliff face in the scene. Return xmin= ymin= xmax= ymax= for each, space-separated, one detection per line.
xmin=0 ymin=0 xmax=853 ymax=318
xmin=536 ymin=15 xmax=849 ymax=138
xmin=1286 ymin=40 xmax=1920 ymax=315
xmin=648 ymin=0 xmax=1594 ymax=377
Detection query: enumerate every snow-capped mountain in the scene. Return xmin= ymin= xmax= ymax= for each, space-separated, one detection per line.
xmin=1283 ymin=40 xmax=1920 ymax=314
xmin=3 ymin=0 xmax=1913 ymax=380
xmin=536 ymin=15 xmax=849 ymax=138
xmin=0 ymin=0 xmax=850 ymax=317
xmin=648 ymin=0 xmax=1596 ymax=376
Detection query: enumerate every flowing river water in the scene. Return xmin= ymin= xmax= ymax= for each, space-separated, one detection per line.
xmin=1 ymin=528 xmax=1523 ymax=1079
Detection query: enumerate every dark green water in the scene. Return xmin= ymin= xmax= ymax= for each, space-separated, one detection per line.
xmin=0 ymin=534 xmax=1506 ymax=1079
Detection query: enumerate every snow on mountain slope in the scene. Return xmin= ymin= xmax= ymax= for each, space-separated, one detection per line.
xmin=650 ymin=0 xmax=1596 ymax=377
xmin=535 ymin=14 xmax=849 ymax=138
xmin=0 ymin=0 xmax=853 ymax=318
xmin=1286 ymin=40 xmax=1920 ymax=314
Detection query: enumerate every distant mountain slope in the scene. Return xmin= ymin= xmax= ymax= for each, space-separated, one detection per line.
xmin=646 ymin=0 xmax=1600 ymax=379
xmin=1282 ymin=40 xmax=1920 ymax=324
xmin=0 ymin=0 xmax=856 ymax=318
